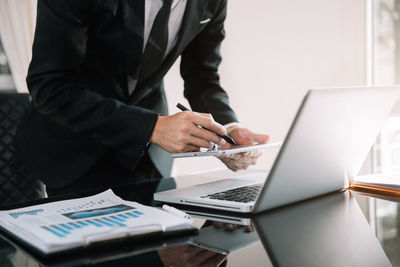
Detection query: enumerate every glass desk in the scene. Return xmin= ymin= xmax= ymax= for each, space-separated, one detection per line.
xmin=0 ymin=179 xmax=398 ymax=267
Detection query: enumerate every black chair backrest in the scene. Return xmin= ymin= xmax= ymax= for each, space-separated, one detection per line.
xmin=0 ymin=93 xmax=44 ymax=205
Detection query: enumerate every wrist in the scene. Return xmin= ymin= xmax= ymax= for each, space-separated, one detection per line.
xmin=149 ymin=116 xmax=164 ymax=146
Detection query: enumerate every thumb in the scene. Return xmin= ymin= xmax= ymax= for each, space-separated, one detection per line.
xmin=248 ymin=131 xmax=270 ymax=144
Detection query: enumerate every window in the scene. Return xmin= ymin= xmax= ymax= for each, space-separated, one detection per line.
xmin=0 ymin=38 xmax=15 ymax=90
xmin=371 ymin=0 xmax=400 ymax=174
xmin=369 ymin=0 xmax=400 ymax=263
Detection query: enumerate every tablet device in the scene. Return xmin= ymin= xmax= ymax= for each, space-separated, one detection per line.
xmin=172 ymin=141 xmax=282 ymax=158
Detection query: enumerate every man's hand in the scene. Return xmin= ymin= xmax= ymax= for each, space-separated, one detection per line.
xmin=218 ymin=126 xmax=270 ymax=171
xmin=150 ymin=112 xmax=226 ymax=153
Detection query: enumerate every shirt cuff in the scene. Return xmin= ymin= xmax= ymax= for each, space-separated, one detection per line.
xmin=224 ymin=122 xmax=241 ymax=129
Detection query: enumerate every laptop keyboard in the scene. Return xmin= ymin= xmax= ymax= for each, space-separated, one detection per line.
xmin=200 ymin=184 xmax=262 ymax=203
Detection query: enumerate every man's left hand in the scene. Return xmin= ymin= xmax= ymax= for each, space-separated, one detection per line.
xmin=218 ymin=126 xmax=270 ymax=171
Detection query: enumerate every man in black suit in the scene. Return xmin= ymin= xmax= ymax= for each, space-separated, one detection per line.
xmin=15 ymin=0 xmax=269 ymax=197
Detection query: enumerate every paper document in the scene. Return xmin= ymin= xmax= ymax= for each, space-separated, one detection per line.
xmin=351 ymin=173 xmax=400 ymax=193
xmin=0 ymin=190 xmax=192 ymax=254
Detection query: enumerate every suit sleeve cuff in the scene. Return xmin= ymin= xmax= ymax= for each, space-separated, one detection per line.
xmin=224 ymin=122 xmax=241 ymax=129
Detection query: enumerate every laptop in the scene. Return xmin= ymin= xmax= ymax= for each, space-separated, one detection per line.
xmin=154 ymin=86 xmax=400 ymax=213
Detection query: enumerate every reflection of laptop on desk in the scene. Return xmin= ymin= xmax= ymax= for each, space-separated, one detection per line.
xmin=253 ymin=191 xmax=391 ymax=266
xmin=190 ymin=225 xmax=259 ymax=255
xmin=154 ymin=86 xmax=400 ymax=213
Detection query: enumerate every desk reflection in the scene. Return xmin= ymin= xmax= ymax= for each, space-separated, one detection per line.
xmin=253 ymin=191 xmax=391 ymax=267
xmin=0 ymin=184 xmax=397 ymax=266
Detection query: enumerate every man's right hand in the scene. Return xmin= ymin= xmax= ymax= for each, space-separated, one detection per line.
xmin=149 ymin=111 xmax=226 ymax=153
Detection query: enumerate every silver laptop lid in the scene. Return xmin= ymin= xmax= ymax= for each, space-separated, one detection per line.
xmin=254 ymin=86 xmax=400 ymax=212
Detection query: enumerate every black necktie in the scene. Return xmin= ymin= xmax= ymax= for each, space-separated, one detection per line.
xmin=139 ymin=0 xmax=173 ymax=81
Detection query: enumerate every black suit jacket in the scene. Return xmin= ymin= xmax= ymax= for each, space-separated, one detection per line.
xmin=15 ymin=0 xmax=238 ymax=188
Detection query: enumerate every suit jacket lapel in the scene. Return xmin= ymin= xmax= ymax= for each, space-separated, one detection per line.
xmin=129 ymin=0 xmax=208 ymax=105
xmin=172 ymin=1 xmax=208 ymax=61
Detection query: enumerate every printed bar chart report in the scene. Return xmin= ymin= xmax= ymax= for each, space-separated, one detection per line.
xmin=0 ymin=190 xmax=192 ymax=254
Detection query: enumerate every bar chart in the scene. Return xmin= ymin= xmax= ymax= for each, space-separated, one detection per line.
xmin=9 ymin=209 xmax=44 ymax=219
xmin=42 ymin=210 xmax=145 ymax=238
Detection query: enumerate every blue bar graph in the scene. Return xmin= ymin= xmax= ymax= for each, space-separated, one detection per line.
xmin=69 ymin=222 xmax=82 ymax=229
xmin=111 ymin=216 xmax=125 ymax=222
xmin=96 ymin=218 xmax=114 ymax=227
xmin=105 ymin=217 xmax=126 ymax=227
xmin=52 ymin=225 xmax=69 ymax=235
xmin=42 ymin=210 xmax=144 ymax=238
xmin=60 ymin=223 xmax=74 ymax=231
xmin=43 ymin=226 xmax=65 ymax=238
xmin=9 ymin=209 xmax=44 ymax=219
xmin=118 ymin=214 xmax=129 ymax=219
xmin=127 ymin=212 xmax=138 ymax=218
xmin=86 ymin=220 xmax=103 ymax=227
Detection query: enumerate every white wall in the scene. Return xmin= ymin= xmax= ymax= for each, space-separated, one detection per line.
xmin=165 ymin=0 xmax=367 ymax=176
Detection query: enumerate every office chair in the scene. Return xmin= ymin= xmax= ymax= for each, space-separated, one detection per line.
xmin=0 ymin=93 xmax=44 ymax=205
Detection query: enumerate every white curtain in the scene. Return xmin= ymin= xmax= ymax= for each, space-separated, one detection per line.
xmin=0 ymin=0 xmax=37 ymax=93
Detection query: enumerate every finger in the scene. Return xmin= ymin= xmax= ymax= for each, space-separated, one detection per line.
xmin=221 ymin=153 xmax=251 ymax=162
xmin=222 ymin=155 xmax=247 ymax=164
xmin=235 ymin=162 xmax=251 ymax=170
xmin=189 ymin=125 xmax=225 ymax=146
xmin=219 ymin=140 xmax=232 ymax=150
xmin=223 ymin=161 xmax=240 ymax=172
xmin=228 ymin=161 xmax=251 ymax=171
xmin=226 ymin=162 xmax=246 ymax=172
xmin=240 ymin=156 xmax=258 ymax=166
xmin=218 ymin=157 xmax=243 ymax=171
xmin=196 ymin=112 xmax=213 ymax=118
xmin=179 ymin=144 xmax=200 ymax=152
xmin=244 ymin=150 xmax=263 ymax=158
xmin=222 ymin=153 xmax=242 ymax=159
xmin=224 ymin=151 xmax=262 ymax=164
xmin=247 ymin=131 xmax=270 ymax=144
xmin=186 ymin=135 xmax=215 ymax=149
xmin=228 ymin=166 xmax=240 ymax=172
xmin=192 ymin=113 xmax=227 ymax=136
xmin=218 ymin=156 xmax=248 ymax=172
